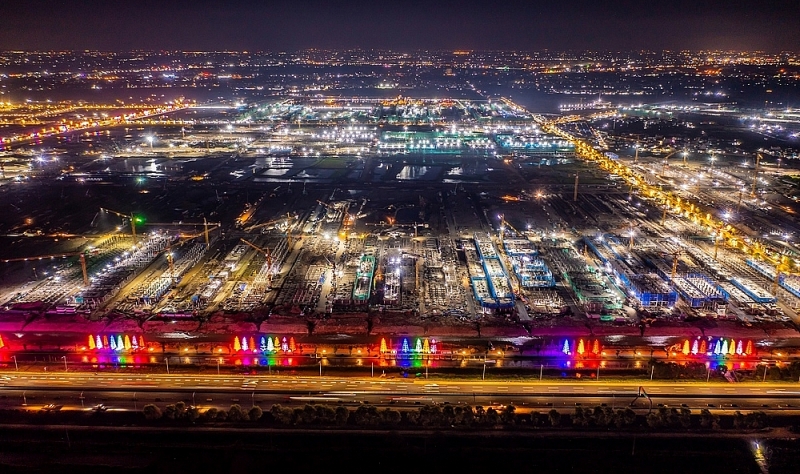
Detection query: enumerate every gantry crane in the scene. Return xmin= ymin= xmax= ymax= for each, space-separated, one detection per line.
xmin=2 ymin=250 xmax=91 ymax=286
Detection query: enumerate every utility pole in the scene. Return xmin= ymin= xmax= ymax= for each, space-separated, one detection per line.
xmin=79 ymin=253 xmax=89 ymax=286
xmin=751 ymin=153 xmax=761 ymax=197
xmin=573 ymin=173 xmax=579 ymax=202
xmin=203 ymin=218 xmax=210 ymax=245
xmin=671 ymin=253 xmax=679 ymax=281
xmin=737 ymin=189 xmax=743 ymax=213
xmin=629 ymin=223 xmax=634 ymax=250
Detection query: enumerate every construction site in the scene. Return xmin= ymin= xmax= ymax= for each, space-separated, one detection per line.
xmin=0 ymin=96 xmax=799 ymax=346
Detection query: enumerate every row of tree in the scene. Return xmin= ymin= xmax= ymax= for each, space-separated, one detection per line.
xmin=140 ymin=403 xmax=770 ymax=430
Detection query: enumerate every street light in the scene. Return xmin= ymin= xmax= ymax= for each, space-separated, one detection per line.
xmin=62 ymin=356 xmax=67 ymax=372
xmin=12 ymin=355 xmax=18 ymax=372
xmin=146 ymin=135 xmax=154 ymax=150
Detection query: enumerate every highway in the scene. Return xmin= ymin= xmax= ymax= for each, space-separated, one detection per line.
xmin=2 ymin=371 xmax=800 ymax=413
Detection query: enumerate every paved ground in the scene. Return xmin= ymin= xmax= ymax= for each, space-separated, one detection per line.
xmin=2 ymin=371 xmax=800 ymax=414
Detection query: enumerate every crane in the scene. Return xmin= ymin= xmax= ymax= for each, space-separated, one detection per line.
xmin=244 ymin=213 xmax=294 ymax=233
xmin=772 ymin=255 xmax=796 ymax=297
xmin=240 ymin=238 xmax=274 ymax=286
xmin=659 ymin=150 xmax=681 ymax=177
xmin=2 ymin=250 xmax=91 ymax=286
xmin=100 ymin=207 xmax=142 ymax=243
xmin=143 ymin=218 xmax=219 ymax=245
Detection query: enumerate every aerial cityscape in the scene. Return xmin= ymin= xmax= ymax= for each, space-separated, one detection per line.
xmin=0 ymin=1 xmax=800 ymax=472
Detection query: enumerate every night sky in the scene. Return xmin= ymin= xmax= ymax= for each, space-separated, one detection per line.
xmin=1 ymin=0 xmax=798 ymax=52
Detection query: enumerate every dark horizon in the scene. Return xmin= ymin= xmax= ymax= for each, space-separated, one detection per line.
xmin=1 ymin=0 xmax=798 ymax=53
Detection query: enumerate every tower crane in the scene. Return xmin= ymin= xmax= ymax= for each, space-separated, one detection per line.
xmin=2 ymin=250 xmax=91 ymax=286
xmin=100 ymin=207 xmax=142 ymax=243
xmin=659 ymin=150 xmax=681 ymax=177
xmin=244 ymin=213 xmax=295 ymax=233
xmin=772 ymin=255 xmax=796 ymax=297
xmin=143 ymin=218 xmax=219 ymax=245
xmin=240 ymin=238 xmax=275 ymax=286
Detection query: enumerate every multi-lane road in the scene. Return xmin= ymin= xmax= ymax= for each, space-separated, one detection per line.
xmin=2 ymin=371 xmax=800 ymax=413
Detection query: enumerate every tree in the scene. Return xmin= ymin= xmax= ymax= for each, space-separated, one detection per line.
xmin=174 ymin=401 xmax=187 ymax=419
xmin=143 ymin=404 xmax=162 ymax=420
xmin=442 ymin=405 xmax=456 ymax=425
xmin=620 ymin=408 xmax=637 ymax=428
xmin=187 ymin=406 xmax=201 ymax=422
xmin=646 ymin=412 xmax=663 ymax=429
xmin=733 ymin=411 xmax=746 ymax=429
xmin=746 ymin=411 xmax=769 ymax=429
xmin=316 ymin=405 xmax=337 ymax=424
xmin=271 ymin=404 xmax=294 ymax=425
xmin=354 ymin=405 xmax=382 ymax=426
xmin=163 ymin=404 xmax=177 ymax=420
xmin=501 ymin=404 xmax=517 ymax=425
xmin=460 ymin=406 xmax=475 ymax=426
xmin=228 ymin=404 xmax=246 ymax=422
xmin=335 ymin=406 xmax=350 ymax=426
xmin=572 ymin=407 xmax=587 ymax=427
xmin=248 ymin=406 xmax=263 ymax=422
xmin=699 ymin=409 xmax=719 ymax=430
xmin=679 ymin=408 xmax=692 ymax=428
xmin=215 ymin=410 xmax=228 ymax=422
xmin=548 ymin=409 xmax=562 ymax=427
xmin=203 ymin=407 xmax=218 ymax=422
xmin=485 ymin=407 xmax=500 ymax=426
xmin=298 ymin=405 xmax=318 ymax=424
xmin=381 ymin=408 xmax=402 ymax=426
